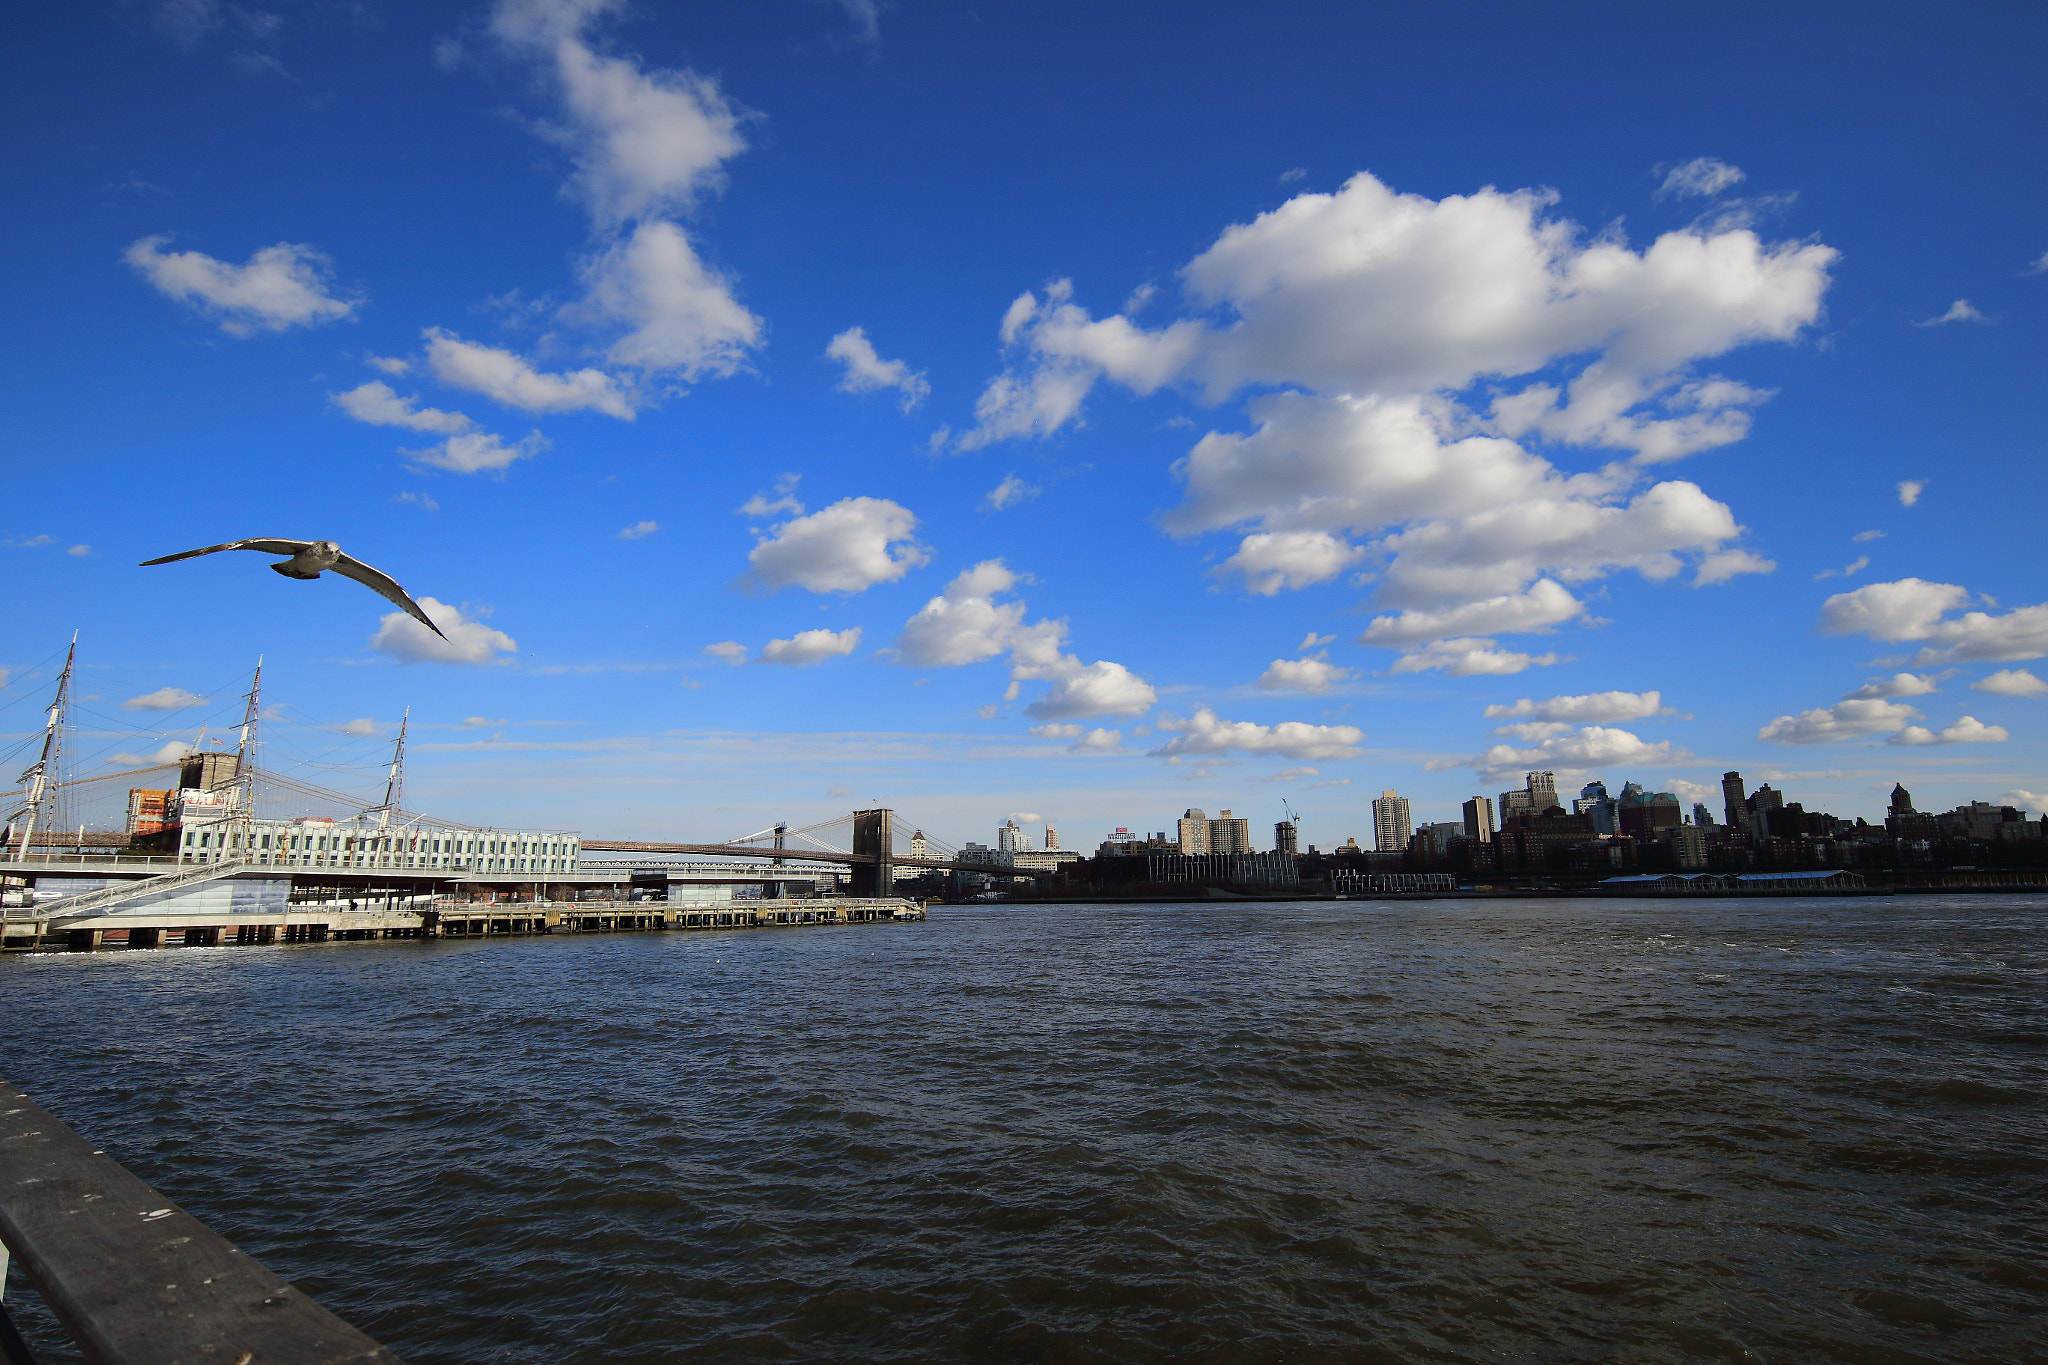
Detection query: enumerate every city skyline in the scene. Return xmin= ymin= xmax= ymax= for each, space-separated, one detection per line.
xmin=2 ymin=1 xmax=2044 ymax=851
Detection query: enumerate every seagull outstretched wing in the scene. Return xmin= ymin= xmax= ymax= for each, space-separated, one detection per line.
xmin=138 ymin=538 xmax=312 ymax=565
xmin=331 ymin=553 xmax=448 ymax=639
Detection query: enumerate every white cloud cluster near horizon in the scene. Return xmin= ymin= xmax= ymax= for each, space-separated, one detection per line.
xmin=1758 ymin=667 xmax=2009 ymax=747
xmin=1149 ymin=707 xmax=1364 ymax=761
xmin=1429 ymin=724 xmax=1689 ymax=786
xmin=1256 ymin=654 xmax=1354 ymax=693
xmin=758 ymin=626 xmax=862 ymax=666
xmin=747 ymin=497 xmax=928 ymax=594
xmin=1388 ymin=638 xmax=1566 ymax=677
xmin=1482 ymin=690 xmax=1672 ymax=723
xmin=125 ymin=236 xmax=357 ymax=335
xmin=370 ymin=597 xmax=517 ymax=665
xmin=894 ymin=560 xmax=1157 ymax=720
xmin=1820 ymin=578 xmax=2048 ymax=664
xmin=1030 ymin=722 xmax=1123 ymax=754
xmin=957 ymin=170 xmax=1821 ymax=665
xmin=1973 ymin=668 xmax=2048 ymax=698
xmin=826 ymin=327 xmax=929 ymax=411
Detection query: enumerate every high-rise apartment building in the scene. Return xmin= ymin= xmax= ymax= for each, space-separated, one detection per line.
xmin=1372 ymin=790 xmax=1412 ymax=851
xmin=997 ymin=820 xmax=1029 ymax=853
xmin=1462 ymin=796 xmax=1495 ymax=843
xmin=1177 ymin=808 xmax=1210 ymax=855
xmin=1274 ymin=820 xmax=1298 ymax=856
xmin=1527 ymin=771 xmax=1561 ymax=812
xmin=1208 ymin=809 xmax=1250 ymax=854
xmin=1044 ymin=823 xmax=1060 ymax=850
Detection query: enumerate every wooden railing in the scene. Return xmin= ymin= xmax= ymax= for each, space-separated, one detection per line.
xmin=0 ymin=1079 xmax=400 ymax=1363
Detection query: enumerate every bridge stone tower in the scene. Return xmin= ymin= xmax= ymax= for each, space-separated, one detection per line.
xmin=850 ymin=808 xmax=894 ymax=897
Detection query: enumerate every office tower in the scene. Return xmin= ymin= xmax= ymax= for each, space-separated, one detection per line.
xmin=1274 ymin=820 xmax=1299 ymax=856
xmin=1526 ymin=771 xmax=1561 ymax=812
xmin=1372 ymin=790 xmax=1412 ymax=851
xmin=1722 ymin=771 xmax=1748 ymax=828
xmin=1692 ymin=803 xmax=1715 ymax=827
xmin=1461 ymin=795 xmax=1494 ymax=843
xmin=1888 ymin=783 xmax=1915 ymax=817
xmin=1574 ymin=780 xmax=1617 ymax=835
xmin=1177 ymin=808 xmax=1211 ymax=855
xmin=1208 ymin=809 xmax=1251 ymax=854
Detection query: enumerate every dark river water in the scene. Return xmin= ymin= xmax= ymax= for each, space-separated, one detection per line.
xmin=4 ymin=897 xmax=2046 ymax=1363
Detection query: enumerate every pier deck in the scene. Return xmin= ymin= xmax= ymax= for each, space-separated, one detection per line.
xmin=2 ymin=898 xmax=924 ymax=953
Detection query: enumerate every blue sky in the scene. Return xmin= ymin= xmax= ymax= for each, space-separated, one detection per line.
xmin=3 ymin=0 xmax=2045 ymax=850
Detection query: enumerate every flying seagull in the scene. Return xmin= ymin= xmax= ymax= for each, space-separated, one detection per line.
xmin=139 ymin=539 xmax=448 ymax=639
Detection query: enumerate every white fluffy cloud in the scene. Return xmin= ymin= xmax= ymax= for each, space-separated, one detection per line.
xmin=1483 ymin=690 xmax=1671 ymax=724
xmin=1695 ymin=548 xmax=1777 ymax=584
xmin=1757 ymin=697 xmax=1922 ymax=745
xmin=1847 ymin=672 xmax=1941 ymax=699
xmin=123 ymin=686 xmax=206 ymax=711
xmin=571 ymin=220 xmax=761 ymax=378
xmin=1434 ymin=725 xmax=1687 ymax=785
xmin=826 ymin=326 xmax=930 ymax=411
xmin=1918 ymin=299 xmax=1986 ymax=327
xmin=492 ymin=0 xmax=744 ymax=227
xmin=960 ymin=171 xmax=1820 ymax=659
xmin=125 ymin=236 xmax=357 ymax=335
xmin=425 ymin=330 xmax=635 ymax=419
xmin=1891 ymin=716 xmax=2008 ymax=746
xmin=896 ymin=560 xmax=1029 ymax=666
xmin=2001 ymin=788 xmax=2048 ymax=814
xmin=1216 ymin=530 xmax=1363 ymax=595
xmin=1023 ymin=660 xmax=1157 ymax=721
xmin=747 ymin=497 xmax=928 ymax=595
xmin=1974 ymin=668 xmax=2048 ymax=698
xmin=1820 ymin=578 xmax=2048 ymax=664
xmin=1658 ymin=157 xmax=1746 ymax=199
xmin=1386 ymin=638 xmax=1565 ymax=677
xmin=1256 ymin=656 xmax=1354 ymax=693
xmin=1031 ymin=723 xmax=1121 ymax=753
xmin=1150 ymin=708 xmax=1364 ymax=761
xmin=405 ymin=430 xmax=549 ymax=474
xmin=1897 ymin=480 xmax=1925 ymax=506
xmin=986 ymin=173 xmax=1831 ymax=415
xmin=616 ymin=520 xmax=658 ymax=540
xmin=335 ymin=381 xmax=475 ymax=435
xmin=1360 ymin=579 xmax=1583 ymax=647
xmin=984 ymin=473 xmax=1039 ymax=511
xmin=370 ymin=597 xmax=517 ymax=665
xmin=894 ymin=560 xmax=1156 ymax=719
xmin=493 ymin=0 xmax=760 ymax=382
xmin=757 ymin=627 xmax=863 ymax=666
xmin=107 ymin=739 xmax=195 ymax=767
xmin=704 ymin=641 xmax=748 ymax=665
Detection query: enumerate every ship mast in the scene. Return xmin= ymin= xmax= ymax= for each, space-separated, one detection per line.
xmin=11 ymin=635 xmax=76 ymax=861
xmin=232 ymin=657 xmax=262 ymax=835
xmin=376 ymin=708 xmax=408 ymax=829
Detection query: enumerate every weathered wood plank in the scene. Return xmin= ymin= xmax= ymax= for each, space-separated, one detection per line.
xmin=0 ymin=1079 xmax=399 ymax=1365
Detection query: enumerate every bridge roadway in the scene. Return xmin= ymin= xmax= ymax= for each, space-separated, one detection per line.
xmin=579 ymin=839 xmax=1056 ymax=879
